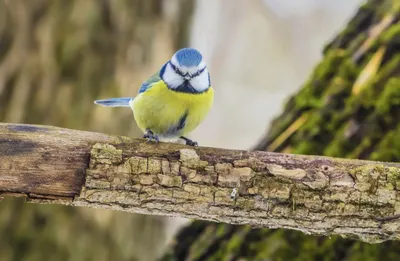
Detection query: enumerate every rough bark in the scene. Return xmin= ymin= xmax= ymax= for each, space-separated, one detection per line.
xmin=162 ymin=0 xmax=400 ymax=260
xmin=1 ymin=123 xmax=400 ymax=244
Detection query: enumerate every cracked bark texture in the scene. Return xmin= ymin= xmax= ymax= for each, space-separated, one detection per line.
xmin=1 ymin=123 xmax=400 ymax=245
xmin=162 ymin=0 xmax=400 ymax=260
xmin=79 ymin=143 xmax=400 ymax=244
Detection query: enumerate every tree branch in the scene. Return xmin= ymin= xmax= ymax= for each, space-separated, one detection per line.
xmin=1 ymin=123 xmax=400 ymax=243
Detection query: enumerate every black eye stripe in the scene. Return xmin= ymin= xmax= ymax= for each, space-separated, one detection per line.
xmin=169 ymin=62 xmax=184 ymax=76
xmin=191 ymin=66 xmax=206 ymax=78
xmin=169 ymin=62 xmax=206 ymax=78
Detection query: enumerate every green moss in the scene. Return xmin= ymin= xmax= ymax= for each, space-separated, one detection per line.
xmin=91 ymin=143 xmax=123 ymax=165
xmin=322 ymin=78 xmax=350 ymax=106
xmin=375 ymin=78 xmax=400 ymax=115
xmin=347 ymin=33 xmax=368 ymax=54
xmin=380 ymin=23 xmax=400 ymax=45
xmin=385 ymin=166 xmax=400 ymax=187
xmin=235 ymin=198 xmax=255 ymax=209
xmin=293 ymin=140 xmax=319 ymax=155
xmin=323 ymin=125 xmax=351 ymax=157
xmin=375 ymin=54 xmax=400 ymax=83
xmin=349 ymin=138 xmax=372 ymax=158
xmin=299 ymin=111 xmax=323 ymax=137
xmin=215 ymin=223 xmax=228 ymax=238
xmin=370 ymin=124 xmax=400 ymax=162
xmin=348 ymin=164 xmax=387 ymax=192
xmin=220 ymin=227 xmax=250 ymax=258
xmin=322 ymin=1 xmax=374 ymax=53
xmin=288 ymin=54 xmax=359 ymax=157
xmin=295 ymin=50 xmax=347 ymax=109
xmin=188 ymin=225 xmax=223 ymax=260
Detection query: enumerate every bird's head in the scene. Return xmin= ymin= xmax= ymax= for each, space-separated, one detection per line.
xmin=161 ymin=48 xmax=210 ymax=93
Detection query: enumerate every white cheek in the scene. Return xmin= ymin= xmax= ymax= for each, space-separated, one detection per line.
xmin=163 ymin=64 xmax=183 ymax=89
xmin=171 ymin=55 xmax=179 ymax=67
xmin=190 ymin=69 xmax=210 ymax=92
xmin=198 ymin=61 xmax=206 ymax=70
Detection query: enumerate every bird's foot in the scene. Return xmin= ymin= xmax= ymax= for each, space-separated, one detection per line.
xmin=144 ymin=129 xmax=159 ymax=144
xmin=180 ymin=136 xmax=198 ymax=146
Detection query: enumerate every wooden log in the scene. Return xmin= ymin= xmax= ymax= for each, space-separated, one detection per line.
xmin=1 ymin=123 xmax=400 ymax=243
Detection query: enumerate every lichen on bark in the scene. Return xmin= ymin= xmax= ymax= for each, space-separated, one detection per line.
xmin=67 ymin=142 xmax=400 ymax=244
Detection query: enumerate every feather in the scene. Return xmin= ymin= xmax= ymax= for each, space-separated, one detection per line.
xmin=175 ymin=48 xmax=203 ymax=67
xmin=94 ymin=97 xmax=132 ymax=107
xmin=139 ymin=72 xmax=163 ymax=93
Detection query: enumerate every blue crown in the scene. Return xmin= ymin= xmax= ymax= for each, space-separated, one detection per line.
xmin=175 ymin=48 xmax=203 ymax=67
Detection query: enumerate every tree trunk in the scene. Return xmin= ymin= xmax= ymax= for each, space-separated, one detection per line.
xmin=161 ymin=0 xmax=400 ymax=260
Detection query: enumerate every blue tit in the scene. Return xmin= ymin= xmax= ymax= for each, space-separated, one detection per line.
xmin=94 ymin=48 xmax=214 ymax=146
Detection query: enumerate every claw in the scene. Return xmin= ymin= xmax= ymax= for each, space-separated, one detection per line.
xmin=186 ymin=140 xmax=198 ymax=146
xmin=180 ymin=136 xmax=198 ymax=146
xmin=144 ymin=129 xmax=159 ymax=143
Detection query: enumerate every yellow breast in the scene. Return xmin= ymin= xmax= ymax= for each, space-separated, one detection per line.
xmin=131 ymin=80 xmax=214 ymax=137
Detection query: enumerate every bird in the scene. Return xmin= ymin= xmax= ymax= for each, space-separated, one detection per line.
xmin=94 ymin=48 xmax=214 ymax=146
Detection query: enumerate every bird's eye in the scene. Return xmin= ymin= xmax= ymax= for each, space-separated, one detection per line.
xmin=169 ymin=62 xmax=205 ymax=79
xmin=191 ymin=67 xmax=206 ymax=78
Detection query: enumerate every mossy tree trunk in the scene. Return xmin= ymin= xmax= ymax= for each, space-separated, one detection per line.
xmin=0 ymin=1 xmax=194 ymax=261
xmin=161 ymin=0 xmax=400 ymax=260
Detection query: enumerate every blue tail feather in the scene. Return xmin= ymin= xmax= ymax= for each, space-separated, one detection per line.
xmin=94 ymin=97 xmax=133 ymax=107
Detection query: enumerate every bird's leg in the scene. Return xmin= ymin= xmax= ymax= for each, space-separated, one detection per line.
xmin=144 ymin=129 xmax=159 ymax=143
xmin=180 ymin=136 xmax=198 ymax=146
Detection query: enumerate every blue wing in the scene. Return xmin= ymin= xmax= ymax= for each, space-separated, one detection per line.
xmin=94 ymin=66 xmax=164 ymax=107
xmin=138 ymin=64 xmax=165 ymax=94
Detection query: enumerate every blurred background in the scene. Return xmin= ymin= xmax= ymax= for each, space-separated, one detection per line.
xmin=4 ymin=0 xmax=398 ymax=260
